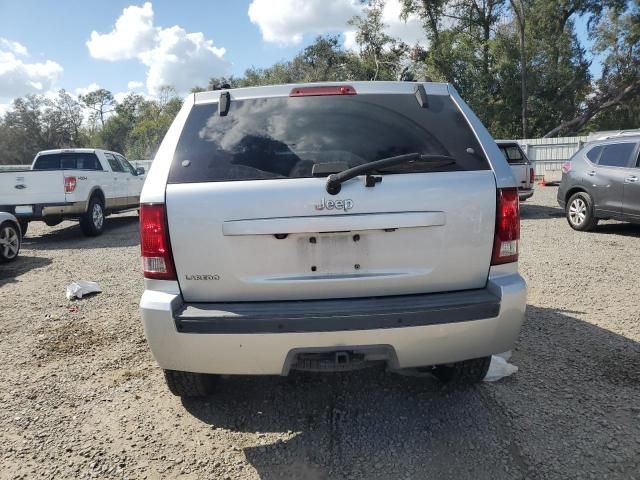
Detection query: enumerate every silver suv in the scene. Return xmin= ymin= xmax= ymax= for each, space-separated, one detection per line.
xmin=139 ymin=82 xmax=526 ymax=398
xmin=558 ymin=134 xmax=640 ymax=231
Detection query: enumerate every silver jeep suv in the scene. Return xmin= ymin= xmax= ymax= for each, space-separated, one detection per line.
xmin=139 ymin=81 xmax=526 ymax=397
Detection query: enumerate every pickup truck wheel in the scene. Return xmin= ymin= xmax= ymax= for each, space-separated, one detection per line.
xmin=163 ymin=370 xmax=217 ymax=398
xmin=0 ymin=221 xmax=21 ymax=263
xmin=566 ymin=192 xmax=598 ymax=231
xmin=18 ymin=219 xmax=28 ymax=237
xmin=432 ymin=356 xmax=491 ymax=385
xmin=80 ymin=197 xmax=105 ymax=236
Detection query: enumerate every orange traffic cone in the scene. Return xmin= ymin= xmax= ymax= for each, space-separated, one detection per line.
xmin=538 ymin=176 xmax=546 ymax=186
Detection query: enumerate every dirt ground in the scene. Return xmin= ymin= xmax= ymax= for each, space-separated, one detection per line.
xmin=1 ymin=186 xmax=639 ymax=480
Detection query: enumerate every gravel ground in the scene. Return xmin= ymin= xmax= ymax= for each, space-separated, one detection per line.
xmin=1 ymin=186 xmax=639 ymax=480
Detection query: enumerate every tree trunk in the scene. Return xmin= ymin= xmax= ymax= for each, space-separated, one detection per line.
xmin=510 ymin=0 xmax=527 ymax=138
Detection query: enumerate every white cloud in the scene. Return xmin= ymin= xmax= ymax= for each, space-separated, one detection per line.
xmin=87 ymin=2 xmax=230 ymax=96
xmin=248 ymin=0 xmax=361 ymax=45
xmin=0 ymin=38 xmax=28 ymax=56
xmin=0 ymin=38 xmax=63 ymax=101
xmin=86 ymin=2 xmax=156 ymax=61
xmin=343 ymin=30 xmax=359 ymax=51
xmin=74 ymin=82 xmax=101 ymax=97
xmin=248 ymin=0 xmax=426 ymax=48
xmin=138 ymin=26 xmax=228 ymax=96
xmin=127 ymin=80 xmax=143 ymax=89
xmin=0 ymin=102 xmax=12 ymax=116
xmin=381 ymin=0 xmax=426 ymax=47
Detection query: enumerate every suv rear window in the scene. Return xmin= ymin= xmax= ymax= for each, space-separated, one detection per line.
xmin=33 ymin=153 xmax=102 ymax=170
xmin=169 ymin=94 xmax=489 ymax=183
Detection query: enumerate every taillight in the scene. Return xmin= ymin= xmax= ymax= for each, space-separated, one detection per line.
xmin=64 ymin=176 xmax=77 ymax=193
xmin=562 ymin=161 xmax=572 ymax=173
xmin=529 ymin=167 xmax=535 ymax=184
xmin=140 ymin=204 xmax=176 ymax=280
xmin=491 ymin=188 xmax=520 ymax=265
xmin=290 ymin=85 xmax=357 ymax=97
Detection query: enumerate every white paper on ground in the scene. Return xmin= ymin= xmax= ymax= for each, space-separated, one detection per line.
xmin=496 ymin=350 xmax=512 ymax=361
xmin=484 ymin=352 xmax=518 ymax=382
xmin=66 ymin=281 xmax=102 ymax=300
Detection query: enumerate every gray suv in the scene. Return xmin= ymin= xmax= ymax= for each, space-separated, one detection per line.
xmin=558 ymin=134 xmax=640 ymax=231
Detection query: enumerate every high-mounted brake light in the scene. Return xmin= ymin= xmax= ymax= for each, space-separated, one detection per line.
xmin=562 ymin=161 xmax=572 ymax=173
xmin=491 ymin=188 xmax=520 ymax=265
xmin=140 ymin=204 xmax=176 ymax=280
xmin=64 ymin=176 xmax=77 ymax=193
xmin=289 ymin=85 xmax=357 ymax=97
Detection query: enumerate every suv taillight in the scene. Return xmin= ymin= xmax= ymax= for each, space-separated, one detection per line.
xmin=64 ymin=176 xmax=77 ymax=193
xmin=491 ymin=188 xmax=520 ymax=265
xmin=140 ymin=204 xmax=176 ymax=280
xmin=529 ymin=167 xmax=535 ymax=184
xmin=562 ymin=161 xmax=572 ymax=173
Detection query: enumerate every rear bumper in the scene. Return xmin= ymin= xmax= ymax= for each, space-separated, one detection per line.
xmin=140 ymin=268 xmax=527 ymax=375
xmin=518 ymin=188 xmax=534 ymax=201
xmin=0 ymin=201 xmax=86 ymax=218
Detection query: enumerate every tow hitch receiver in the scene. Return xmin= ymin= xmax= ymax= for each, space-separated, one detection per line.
xmin=287 ymin=347 xmax=396 ymax=373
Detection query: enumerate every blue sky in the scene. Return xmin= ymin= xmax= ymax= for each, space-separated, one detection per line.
xmin=0 ymin=0 xmax=601 ymax=111
xmin=0 ymin=1 xmax=310 ymax=100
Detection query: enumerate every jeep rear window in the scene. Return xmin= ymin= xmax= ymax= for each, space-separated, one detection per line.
xmin=168 ymin=94 xmax=489 ymax=183
xmin=33 ymin=153 xmax=103 ymax=171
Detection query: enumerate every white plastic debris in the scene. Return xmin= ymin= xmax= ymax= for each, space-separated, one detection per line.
xmin=484 ymin=351 xmax=518 ymax=382
xmin=65 ymin=281 xmax=102 ymax=300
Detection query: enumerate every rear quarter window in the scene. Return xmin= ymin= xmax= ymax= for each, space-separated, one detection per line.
xmin=169 ymin=93 xmax=490 ymax=183
xmin=585 ymin=146 xmax=602 ymax=163
xmin=597 ymin=143 xmax=636 ymax=168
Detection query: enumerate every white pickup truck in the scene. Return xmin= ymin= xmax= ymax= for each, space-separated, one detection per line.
xmin=0 ymin=149 xmax=145 ymax=236
xmin=496 ymin=141 xmax=535 ymax=201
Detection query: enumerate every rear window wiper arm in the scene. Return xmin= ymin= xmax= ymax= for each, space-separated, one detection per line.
xmin=325 ymin=153 xmax=456 ymax=195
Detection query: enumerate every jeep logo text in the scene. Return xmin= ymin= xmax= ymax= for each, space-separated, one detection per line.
xmin=315 ymin=198 xmax=354 ymax=212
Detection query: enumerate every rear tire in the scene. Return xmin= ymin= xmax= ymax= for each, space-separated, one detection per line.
xmin=80 ymin=196 xmax=105 ymax=237
xmin=0 ymin=221 xmax=21 ymax=263
xmin=566 ymin=192 xmax=598 ymax=231
xmin=432 ymin=356 xmax=491 ymax=386
xmin=163 ymin=370 xmax=217 ymax=398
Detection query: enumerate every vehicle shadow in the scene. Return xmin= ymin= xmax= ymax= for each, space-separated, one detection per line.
xmin=594 ymin=222 xmax=640 ymax=238
xmin=520 ymin=203 xmax=565 ymax=220
xmin=183 ymin=370 xmax=521 ymax=480
xmin=23 ymin=216 xmax=139 ymax=251
xmin=180 ymin=305 xmax=640 ymax=480
xmin=0 ymin=255 xmax=52 ymax=287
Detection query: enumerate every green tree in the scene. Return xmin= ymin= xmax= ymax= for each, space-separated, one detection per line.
xmin=79 ymin=88 xmax=115 ymax=127
xmin=546 ymin=0 xmax=640 ymax=136
xmin=350 ymin=0 xmax=412 ymax=80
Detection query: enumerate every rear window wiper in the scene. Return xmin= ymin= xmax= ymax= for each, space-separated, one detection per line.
xmin=325 ymin=153 xmax=456 ymax=195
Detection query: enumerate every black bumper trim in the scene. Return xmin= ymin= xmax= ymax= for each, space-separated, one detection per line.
xmin=174 ymin=289 xmax=500 ymax=334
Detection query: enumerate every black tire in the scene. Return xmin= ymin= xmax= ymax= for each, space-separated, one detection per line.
xmin=0 ymin=221 xmax=21 ymax=263
xmin=79 ymin=196 xmax=105 ymax=237
xmin=432 ymin=356 xmax=491 ymax=386
xmin=163 ymin=370 xmax=217 ymax=398
xmin=566 ymin=191 xmax=598 ymax=231
xmin=18 ymin=219 xmax=28 ymax=237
